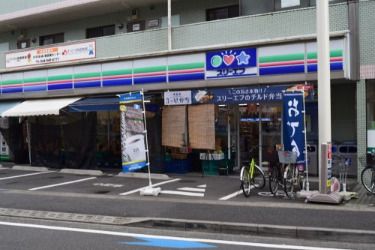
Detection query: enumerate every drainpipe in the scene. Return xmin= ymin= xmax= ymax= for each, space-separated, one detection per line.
xmin=168 ymin=0 xmax=172 ymax=51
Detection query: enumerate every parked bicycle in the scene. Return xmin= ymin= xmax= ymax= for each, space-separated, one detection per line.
xmin=240 ymin=158 xmax=266 ymax=197
xmin=268 ymin=161 xmax=284 ymax=195
xmin=277 ymin=151 xmax=303 ymax=198
xmin=360 ymin=153 xmax=375 ymax=194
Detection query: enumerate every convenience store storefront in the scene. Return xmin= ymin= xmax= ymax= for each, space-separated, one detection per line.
xmin=0 ymin=36 xmax=353 ymax=174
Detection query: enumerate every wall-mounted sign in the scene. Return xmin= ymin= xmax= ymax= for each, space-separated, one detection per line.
xmin=164 ymin=91 xmax=192 ymax=105
xmin=6 ymin=41 xmax=96 ymax=68
xmin=192 ymin=86 xmax=285 ymax=105
xmin=206 ymin=47 xmax=257 ymax=79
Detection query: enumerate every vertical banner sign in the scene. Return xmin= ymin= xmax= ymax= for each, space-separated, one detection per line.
xmin=119 ymin=92 xmax=147 ymax=172
xmin=283 ymin=92 xmax=306 ymax=166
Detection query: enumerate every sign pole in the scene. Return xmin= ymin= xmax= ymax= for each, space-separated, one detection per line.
xmin=140 ymin=90 xmax=161 ymax=196
xmin=302 ymin=90 xmax=310 ymax=192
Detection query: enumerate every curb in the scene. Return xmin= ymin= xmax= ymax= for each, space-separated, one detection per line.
xmin=0 ymin=208 xmax=145 ymax=225
xmin=130 ymin=218 xmax=375 ymax=244
xmin=59 ymin=169 xmax=103 ymax=176
xmin=0 ymin=206 xmax=374 ymax=244
xmin=117 ymin=172 xmax=170 ymax=180
xmin=12 ymin=165 xmax=50 ymax=172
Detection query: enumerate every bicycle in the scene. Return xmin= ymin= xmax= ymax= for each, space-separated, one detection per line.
xmin=277 ymin=151 xmax=303 ymax=198
xmin=360 ymin=154 xmax=375 ymax=194
xmin=240 ymin=158 xmax=266 ymax=197
xmin=268 ymin=162 xmax=284 ymax=195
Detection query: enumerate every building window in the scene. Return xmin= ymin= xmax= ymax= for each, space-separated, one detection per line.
xmin=39 ymin=33 xmax=64 ymax=46
xmin=86 ymin=25 xmax=115 ymax=39
xmin=206 ymin=5 xmax=239 ymax=21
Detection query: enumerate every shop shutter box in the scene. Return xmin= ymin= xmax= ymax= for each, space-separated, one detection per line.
xmin=162 ymin=106 xmax=187 ymax=148
xmin=188 ymin=104 xmax=215 ymax=150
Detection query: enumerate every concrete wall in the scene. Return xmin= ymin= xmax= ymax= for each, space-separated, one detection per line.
xmin=173 ymin=3 xmax=348 ymax=49
xmin=0 ymin=0 xmax=63 ymax=14
xmin=359 ymin=0 xmax=375 ymax=66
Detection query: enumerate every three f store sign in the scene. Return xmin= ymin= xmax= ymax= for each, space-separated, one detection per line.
xmin=282 ymin=92 xmax=306 ymax=167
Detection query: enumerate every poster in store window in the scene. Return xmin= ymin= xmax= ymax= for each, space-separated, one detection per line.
xmin=118 ymin=92 xmax=147 ymax=172
xmin=282 ymin=92 xmax=306 ymax=166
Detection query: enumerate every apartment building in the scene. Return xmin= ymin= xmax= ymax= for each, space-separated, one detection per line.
xmin=0 ymin=0 xmax=370 ymax=180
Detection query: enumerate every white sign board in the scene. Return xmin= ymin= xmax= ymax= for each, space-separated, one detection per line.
xmin=6 ymin=41 xmax=96 ymax=68
xmin=281 ymin=0 xmax=300 ymax=8
xmin=164 ymin=91 xmax=192 ymax=105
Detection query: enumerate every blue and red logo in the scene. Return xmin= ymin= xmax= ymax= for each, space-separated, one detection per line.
xmin=206 ymin=48 xmax=257 ymax=71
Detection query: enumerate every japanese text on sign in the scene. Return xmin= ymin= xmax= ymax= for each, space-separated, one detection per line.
xmin=282 ymin=92 xmax=306 ymax=165
xmin=164 ymin=91 xmax=192 ymax=105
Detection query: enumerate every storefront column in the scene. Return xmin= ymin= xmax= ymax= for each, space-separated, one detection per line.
xmin=357 ymin=79 xmax=367 ymax=182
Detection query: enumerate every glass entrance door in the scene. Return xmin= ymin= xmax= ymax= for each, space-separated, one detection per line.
xmin=239 ymin=103 xmax=281 ymax=166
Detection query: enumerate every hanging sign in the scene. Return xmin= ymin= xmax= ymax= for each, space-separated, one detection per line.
xmin=164 ymin=91 xmax=192 ymax=105
xmin=206 ymin=47 xmax=257 ymax=79
xmin=118 ymin=92 xmax=147 ymax=172
xmin=282 ymin=91 xmax=306 ymax=166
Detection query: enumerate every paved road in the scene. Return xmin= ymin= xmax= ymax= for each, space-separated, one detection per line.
xmin=0 ymin=166 xmax=375 ymax=247
xmin=0 ymin=216 xmax=371 ymax=250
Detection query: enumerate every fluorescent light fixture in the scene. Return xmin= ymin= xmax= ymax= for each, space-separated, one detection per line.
xmin=144 ymin=100 xmax=151 ymax=103
xmin=238 ymin=103 xmax=247 ymax=106
xmin=218 ymin=104 xmax=227 ymax=107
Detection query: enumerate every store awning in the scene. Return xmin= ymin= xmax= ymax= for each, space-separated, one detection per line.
xmin=68 ymin=97 xmax=119 ymax=112
xmin=1 ymin=97 xmax=81 ymax=117
xmin=0 ymin=101 xmax=22 ymax=116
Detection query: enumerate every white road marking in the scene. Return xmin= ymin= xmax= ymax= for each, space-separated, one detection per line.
xmin=177 ymin=187 xmax=205 ymax=192
xmin=219 ymin=190 xmax=243 ymax=201
xmin=119 ymin=178 xmax=181 ymax=196
xmin=93 ymin=183 xmax=123 ymax=188
xmin=197 ymin=184 xmax=206 ymax=188
xmin=160 ymin=190 xmax=204 ymax=197
xmin=0 ymin=221 xmax=351 ymax=250
xmin=0 ymin=171 xmax=55 ymax=181
xmin=29 ymin=177 xmax=96 ymax=191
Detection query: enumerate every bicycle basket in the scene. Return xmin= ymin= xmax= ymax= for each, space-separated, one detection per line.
xmin=277 ymin=151 xmax=297 ymax=164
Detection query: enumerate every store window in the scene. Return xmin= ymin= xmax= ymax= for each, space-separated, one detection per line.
xmin=206 ymin=5 xmax=239 ymax=21
xmin=86 ymin=25 xmax=115 ymax=39
xmin=39 ymin=33 xmax=64 ymax=46
xmin=96 ymin=111 xmax=121 ymax=169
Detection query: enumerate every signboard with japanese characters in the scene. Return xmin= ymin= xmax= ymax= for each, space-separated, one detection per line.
xmin=6 ymin=41 xmax=96 ymax=68
xmin=206 ymin=47 xmax=257 ymax=79
xmin=164 ymin=91 xmax=192 ymax=105
xmin=192 ymin=86 xmax=285 ymax=104
xmin=282 ymin=91 xmax=306 ymax=166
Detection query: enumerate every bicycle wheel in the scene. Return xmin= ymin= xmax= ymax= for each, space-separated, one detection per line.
xmin=240 ymin=166 xmax=251 ymax=197
xmin=269 ymin=165 xmax=279 ymax=194
xmin=361 ymin=166 xmax=375 ymax=194
xmin=283 ymin=165 xmax=294 ymax=197
xmin=253 ymin=165 xmax=266 ymax=189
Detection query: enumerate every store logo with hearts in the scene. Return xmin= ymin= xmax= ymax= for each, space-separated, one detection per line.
xmin=206 ymin=47 xmax=257 ymax=79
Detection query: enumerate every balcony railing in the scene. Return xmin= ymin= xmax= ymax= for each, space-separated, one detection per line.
xmin=0 ymin=3 xmax=349 ymax=71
